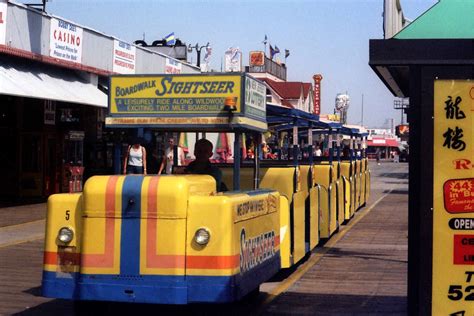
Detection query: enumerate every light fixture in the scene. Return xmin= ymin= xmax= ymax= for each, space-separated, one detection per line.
xmin=194 ymin=228 xmax=211 ymax=246
xmin=58 ymin=227 xmax=74 ymax=244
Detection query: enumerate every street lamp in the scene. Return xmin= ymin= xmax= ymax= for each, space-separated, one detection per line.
xmin=187 ymin=42 xmax=209 ymax=68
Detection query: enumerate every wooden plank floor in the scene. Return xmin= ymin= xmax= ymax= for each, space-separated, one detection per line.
xmin=263 ymin=163 xmax=408 ymax=315
xmin=0 ymin=162 xmax=408 ymax=315
xmin=0 ymin=239 xmax=73 ymax=315
xmin=0 ymin=203 xmax=46 ymax=228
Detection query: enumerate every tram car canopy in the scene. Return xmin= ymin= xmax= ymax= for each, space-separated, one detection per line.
xmin=105 ymin=73 xmax=267 ymax=132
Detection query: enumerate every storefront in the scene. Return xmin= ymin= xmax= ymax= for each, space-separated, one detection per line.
xmin=370 ymin=1 xmax=474 ymax=315
xmin=0 ymin=1 xmax=198 ymax=202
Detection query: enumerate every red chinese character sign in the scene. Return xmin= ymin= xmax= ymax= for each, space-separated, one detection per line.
xmin=433 ymin=80 xmax=474 ymax=314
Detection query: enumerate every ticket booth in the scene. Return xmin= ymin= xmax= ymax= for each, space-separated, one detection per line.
xmin=370 ymin=1 xmax=474 ymax=315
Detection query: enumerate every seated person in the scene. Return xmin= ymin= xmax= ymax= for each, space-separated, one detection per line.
xmin=185 ymin=139 xmax=224 ymax=191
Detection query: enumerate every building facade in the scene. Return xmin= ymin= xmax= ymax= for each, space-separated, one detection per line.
xmin=0 ymin=0 xmax=199 ymax=202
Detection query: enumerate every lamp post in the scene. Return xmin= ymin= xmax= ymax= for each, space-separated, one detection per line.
xmin=188 ymin=42 xmax=209 ymax=68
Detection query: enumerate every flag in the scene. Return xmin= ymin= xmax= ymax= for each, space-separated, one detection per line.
xmin=164 ymin=32 xmax=176 ymax=45
xmin=202 ymin=46 xmax=213 ymax=71
xmin=178 ymin=132 xmax=188 ymax=153
xmin=204 ymin=46 xmax=212 ymax=63
xmin=285 ymin=49 xmax=290 ymax=58
xmin=270 ymin=45 xmax=280 ymax=59
xmin=262 ymin=35 xmax=268 ymax=45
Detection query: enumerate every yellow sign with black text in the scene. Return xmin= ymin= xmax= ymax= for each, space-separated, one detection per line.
xmin=433 ymin=80 xmax=474 ymax=315
xmin=109 ymin=75 xmax=242 ymax=114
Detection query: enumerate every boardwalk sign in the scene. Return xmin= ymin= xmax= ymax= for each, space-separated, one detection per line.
xmin=433 ymin=80 xmax=474 ymax=315
xmin=109 ymin=74 xmax=241 ymax=115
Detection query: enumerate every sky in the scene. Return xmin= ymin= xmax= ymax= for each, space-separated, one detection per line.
xmin=33 ymin=0 xmax=438 ymax=128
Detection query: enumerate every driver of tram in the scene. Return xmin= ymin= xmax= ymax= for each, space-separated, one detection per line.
xmin=185 ymin=139 xmax=223 ymax=191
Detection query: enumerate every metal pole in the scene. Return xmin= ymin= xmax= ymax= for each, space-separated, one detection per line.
xmin=233 ymin=133 xmax=241 ymax=191
xmin=253 ymin=133 xmax=260 ymax=190
xmin=292 ymin=123 xmax=298 ymax=167
xmin=114 ymin=142 xmax=122 ymax=174
xmin=328 ymin=130 xmax=333 ymax=164
xmin=308 ymin=125 xmax=313 ymax=165
xmin=197 ymin=48 xmax=201 ymax=68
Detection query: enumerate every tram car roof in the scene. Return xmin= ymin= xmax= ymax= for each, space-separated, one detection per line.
xmin=266 ymin=103 xmax=342 ymax=132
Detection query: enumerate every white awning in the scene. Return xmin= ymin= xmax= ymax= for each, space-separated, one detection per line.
xmin=0 ymin=57 xmax=107 ymax=107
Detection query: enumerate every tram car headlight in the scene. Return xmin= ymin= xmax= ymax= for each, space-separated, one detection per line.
xmin=194 ymin=228 xmax=211 ymax=246
xmin=58 ymin=227 xmax=74 ymax=244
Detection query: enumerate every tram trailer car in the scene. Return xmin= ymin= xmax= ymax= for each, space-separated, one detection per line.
xmin=42 ymin=175 xmax=282 ymax=304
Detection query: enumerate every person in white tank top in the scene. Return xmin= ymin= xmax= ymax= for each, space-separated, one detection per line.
xmin=123 ymin=141 xmax=147 ymax=175
xmin=158 ymin=137 xmax=185 ymax=174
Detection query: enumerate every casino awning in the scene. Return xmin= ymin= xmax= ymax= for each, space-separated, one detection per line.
xmin=0 ymin=55 xmax=107 ymax=107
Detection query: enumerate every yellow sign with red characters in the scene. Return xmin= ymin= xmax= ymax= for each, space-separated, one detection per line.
xmin=433 ymin=80 xmax=474 ymax=314
xmin=109 ymin=74 xmax=242 ymax=114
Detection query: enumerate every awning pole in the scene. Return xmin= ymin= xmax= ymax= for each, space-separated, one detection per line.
xmin=253 ymin=133 xmax=261 ymax=190
xmin=233 ymin=132 xmax=241 ymax=191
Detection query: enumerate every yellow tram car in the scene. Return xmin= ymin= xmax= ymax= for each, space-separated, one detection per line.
xmin=41 ymin=73 xmax=370 ymax=305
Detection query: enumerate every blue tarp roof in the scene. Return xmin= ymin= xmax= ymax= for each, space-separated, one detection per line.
xmin=266 ymin=104 xmax=368 ymax=137
xmin=266 ymin=103 xmax=340 ymax=130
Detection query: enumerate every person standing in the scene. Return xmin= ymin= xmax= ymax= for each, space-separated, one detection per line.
xmin=123 ymin=139 xmax=147 ymax=175
xmin=375 ymin=148 xmax=381 ymax=165
xmin=158 ymin=137 xmax=185 ymax=174
xmin=314 ymin=145 xmax=322 ymax=157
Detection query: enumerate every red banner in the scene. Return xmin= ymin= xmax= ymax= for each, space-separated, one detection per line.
xmin=312 ymin=74 xmax=323 ymax=115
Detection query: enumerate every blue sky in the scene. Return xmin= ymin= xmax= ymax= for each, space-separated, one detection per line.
xmin=37 ymin=0 xmax=437 ymax=128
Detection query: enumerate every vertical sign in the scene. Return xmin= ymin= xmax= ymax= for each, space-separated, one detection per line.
xmin=49 ymin=18 xmax=83 ymax=63
xmin=0 ymin=0 xmax=7 ymax=45
xmin=224 ymin=47 xmax=242 ymax=72
xmin=113 ymin=40 xmax=136 ymax=74
xmin=244 ymin=76 xmax=266 ymax=120
xmin=433 ymin=80 xmax=474 ymax=315
xmin=313 ymin=74 xmax=323 ymax=115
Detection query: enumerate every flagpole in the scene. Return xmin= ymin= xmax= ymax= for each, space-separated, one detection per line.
xmin=263 ymin=35 xmax=268 ymax=58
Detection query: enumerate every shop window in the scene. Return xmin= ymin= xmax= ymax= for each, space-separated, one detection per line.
xmin=59 ymin=108 xmax=81 ymax=123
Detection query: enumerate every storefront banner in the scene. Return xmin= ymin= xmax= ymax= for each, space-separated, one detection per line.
xmin=165 ymin=58 xmax=182 ymax=74
xmin=433 ymin=80 xmax=474 ymax=315
xmin=112 ymin=40 xmax=136 ymax=74
xmin=49 ymin=18 xmax=83 ymax=63
xmin=0 ymin=0 xmax=7 ymax=45
xmin=244 ymin=76 xmax=266 ymax=119
xmin=109 ymin=75 xmax=242 ymax=115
